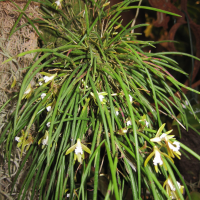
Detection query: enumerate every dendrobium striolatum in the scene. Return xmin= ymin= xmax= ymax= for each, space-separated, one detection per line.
xmin=65 ymin=138 xmax=91 ymax=164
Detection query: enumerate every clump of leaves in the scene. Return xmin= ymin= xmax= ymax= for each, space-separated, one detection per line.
xmin=1 ymin=0 xmax=200 ymax=199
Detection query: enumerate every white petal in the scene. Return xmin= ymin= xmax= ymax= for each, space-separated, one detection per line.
xmin=46 ymin=106 xmax=51 ymax=112
xmin=41 ymin=93 xmax=46 ymax=99
xmin=167 ymin=179 xmax=176 ymax=191
xmin=150 ymin=137 xmax=161 ymax=142
xmin=39 ymin=82 xmax=43 ymax=86
xmin=116 ymin=111 xmax=119 ymax=116
xmin=160 ymin=133 xmax=167 ymax=140
xmin=145 ymin=121 xmax=149 ymax=127
xmin=75 ymin=146 xmax=83 ymax=154
xmin=127 ymin=120 xmax=132 ymax=126
xmin=46 ymin=122 xmax=51 ymax=127
xmin=153 ymin=150 xmax=163 ymax=166
xmin=172 ymin=141 xmax=180 ymax=151
xmin=168 ymin=142 xmax=175 ymax=150
xmin=98 ymin=95 xmax=104 ymax=102
xmin=15 ymin=136 xmax=20 ymax=142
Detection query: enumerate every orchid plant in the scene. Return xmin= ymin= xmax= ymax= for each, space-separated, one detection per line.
xmin=1 ymin=0 xmax=200 ymax=200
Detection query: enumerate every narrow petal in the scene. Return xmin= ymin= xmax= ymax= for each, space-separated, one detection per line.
xmin=156 ymin=123 xmax=166 ymax=137
xmin=144 ymin=151 xmax=155 ymax=167
xmin=81 ymin=144 xmax=91 ymax=154
xmin=65 ymin=144 xmax=77 ymax=155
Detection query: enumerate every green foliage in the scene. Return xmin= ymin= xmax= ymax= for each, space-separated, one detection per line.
xmin=1 ymin=0 xmax=200 ymax=199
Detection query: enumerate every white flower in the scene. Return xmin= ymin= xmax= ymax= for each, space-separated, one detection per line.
xmin=145 ymin=121 xmax=149 ymax=127
xmin=22 ymin=84 xmax=32 ymax=99
xmin=98 ymin=94 xmax=104 ymax=102
xmin=15 ymin=136 xmax=20 ymax=142
xmin=75 ymin=146 xmax=83 ymax=155
xmin=117 ymin=127 xmax=128 ymax=135
xmin=164 ymin=177 xmax=184 ymax=199
xmin=39 ymin=82 xmax=43 ymax=86
xmin=168 ymin=141 xmax=180 ymax=152
xmin=122 ymin=129 xmax=128 ymax=134
xmin=153 ymin=150 xmax=163 ymax=166
xmin=55 ymin=0 xmax=61 ymax=7
xmin=46 ymin=122 xmax=51 ymax=127
xmin=116 ymin=111 xmax=119 ymax=116
xmin=127 ymin=120 xmax=132 ymax=126
xmin=38 ymin=131 xmax=49 ymax=148
xmin=42 ymin=135 xmax=48 ymax=146
xmin=90 ymin=91 xmax=107 ymax=104
xmin=24 ymin=88 xmax=31 ymax=94
xmin=41 ymin=93 xmax=46 ymax=99
xmin=129 ymin=94 xmax=133 ymax=103
xmin=46 ymin=106 xmax=51 ymax=112
xmin=44 ymin=75 xmax=54 ymax=83
xmin=66 ymin=193 xmax=70 ymax=198
xmin=65 ymin=138 xmax=91 ymax=163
